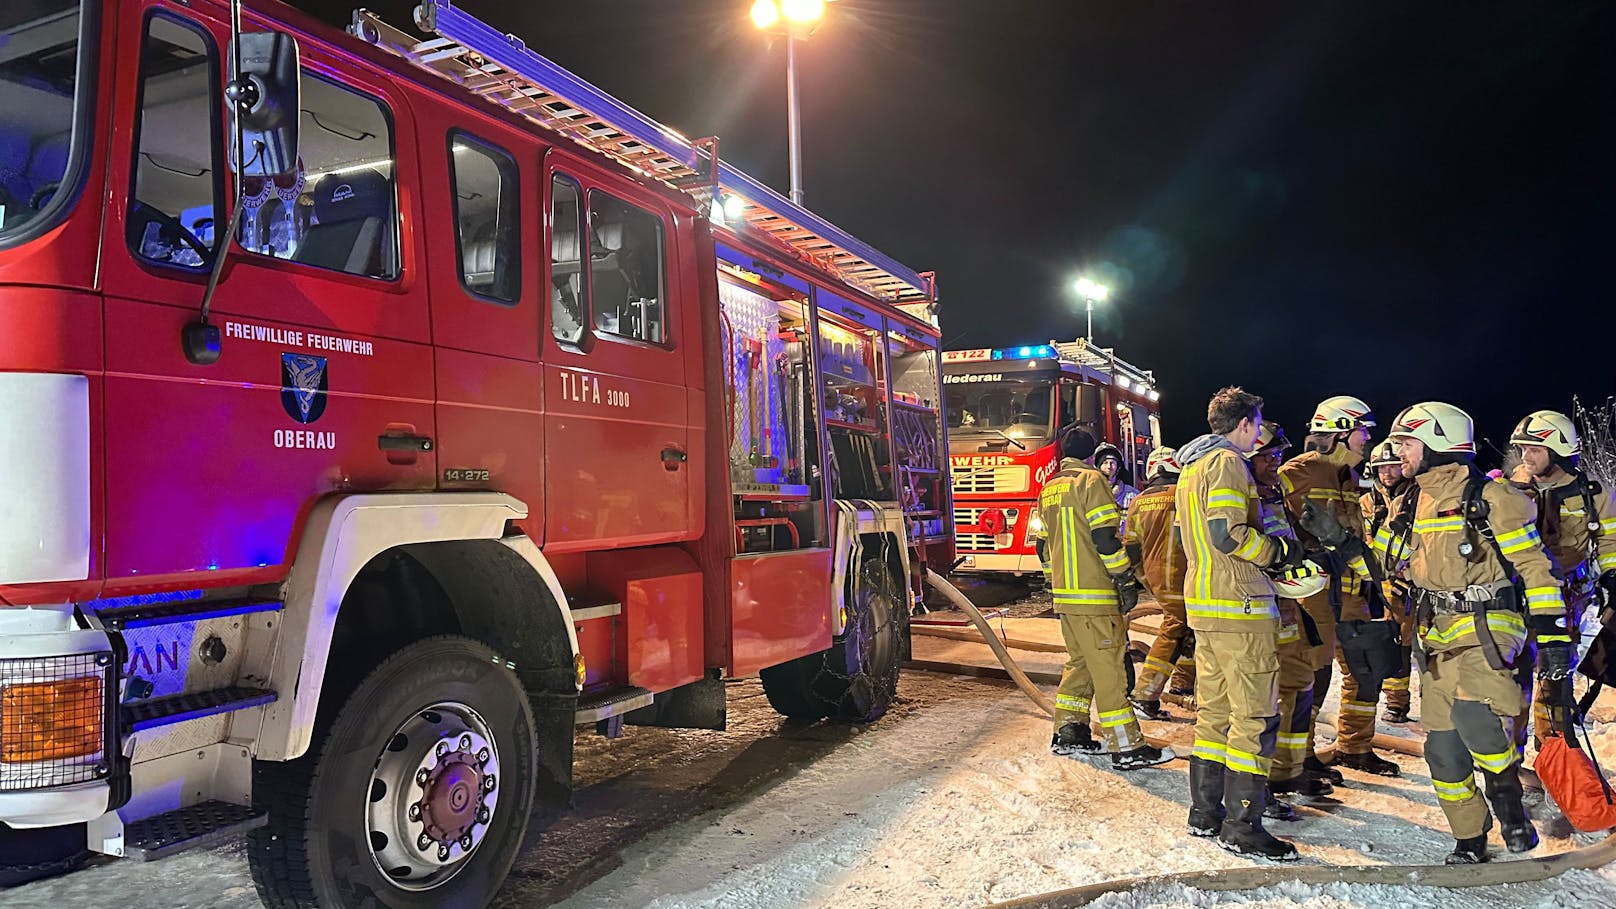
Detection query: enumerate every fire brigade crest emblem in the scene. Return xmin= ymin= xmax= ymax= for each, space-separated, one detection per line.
xmin=281 ymin=353 xmax=328 ymax=424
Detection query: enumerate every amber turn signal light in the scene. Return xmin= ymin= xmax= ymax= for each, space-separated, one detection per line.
xmin=1 ymin=676 xmax=103 ymax=763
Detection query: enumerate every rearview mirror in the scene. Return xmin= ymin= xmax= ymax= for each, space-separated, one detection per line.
xmin=229 ymin=31 xmax=300 ymax=178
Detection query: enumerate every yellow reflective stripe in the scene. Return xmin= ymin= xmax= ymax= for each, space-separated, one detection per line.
xmin=1186 ymin=597 xmax=1279 ymax=621
xmin=1055 ymin=694 xmax=1091 ymax=711
xmin=1415 ymin=517 xmax=1465 ymax=533
xmin=1276 ymin=733 xmax=1309 ymax=750
xmin=1539 ymin=634 xmax=1572 ymax=644
xmin=1143 ymin=656 xmax=1176 ymax=675
xmin=1383 ymin=677 xmax=1411 ymax=691
xmin=1098 ymin=707 xmax=1136 ymax=727
xmin=1100 ymin=549 xmax=1129 ymax=572
xmin=1341 ymin=700 xmax=1377 ymax=715
xmin=1471 ymin=748 xmax=1518 ymax=773
xmin=1277 ymin=624 xmax=1301 ymax=645
xmin=1192 ymin=740 xmax=1228 ymax=764
xmin=1224 ymin=747 xmax=1269 ymax=774
xmin=1420 ymin=613 xmax=1528 ymax=645
xmin=1086 ymin=503 xmax=1120 ymax=525
xmin=1600 ymin=553 xmax=1616 ymax=571
xmin=1306 ymin=489 xmax=1345 ymax=501
xmin=1497 ymin=526 xmax=1542 ymax=555
xmin=1232 ymin=530 xmax=1267 ymax=562
xmin=1208 ymin=487 xmax=1246 ymax=504
xmin=1601 ymin=518 xmax=1616 ymax=534
xmin=1433 ymin=777 xmax=1478 ymax=801
xmin=1053 ymin=588 xmax=1119 ymax=600
xmin=1526 ymin=586 xmax=1566 ymax=614
xmin=1347 ymin=554 xmax=1371 ymax=580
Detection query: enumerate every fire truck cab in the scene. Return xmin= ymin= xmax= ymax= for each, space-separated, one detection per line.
xmin=0 ymin=0 xmax=951 ymax=903
xmin=945 ymin=341 xmax=1160 ymax=577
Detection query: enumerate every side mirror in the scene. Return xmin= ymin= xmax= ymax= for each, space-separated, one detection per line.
xmin=229 ymin=31 xmax=300 ymax=178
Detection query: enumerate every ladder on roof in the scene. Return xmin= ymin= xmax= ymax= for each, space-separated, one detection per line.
xmin=1053 ymin=339 xmax=1156 ymax=388
xmin=350 ymin=2 xmax=938 ymax=313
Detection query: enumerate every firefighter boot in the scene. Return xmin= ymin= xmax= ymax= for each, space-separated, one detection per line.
xmin=1304 ymin=755 xmax=1343 ymax=786
xmin=1270 ymin=773 xmax=1333 ymax=798
xmin=1336 ymin=750 xmax=1401 ymax=777
xmin=1051 ymin=722 xmax=1102 ymax=757
xmin=1482 ymin=766 xmax=1539 ymax=854
xmin=1186 ymin=757 xmax=1226 ymax=837
xmin=1129 ymin=697 xmax=1169 ymax=720
xmin=1262 ymin=783 xmax=1297 ymax=822
xmin=1444 ymin=814 xmax=1494 ymax=865
xmin=1114 ymin=743 xmax=1176 ymax=771
xmin=1218 ymin=771 xmax=1299 ymax=861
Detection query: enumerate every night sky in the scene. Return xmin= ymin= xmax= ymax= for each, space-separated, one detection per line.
xmin=305 ymin=0 xmax=1616 ymax=460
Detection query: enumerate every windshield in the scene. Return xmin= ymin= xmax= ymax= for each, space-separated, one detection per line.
xmin=945 ymin=378 xmax=1054 ymax=444
xmin=0 ymin=0 xmax=87 ymax=244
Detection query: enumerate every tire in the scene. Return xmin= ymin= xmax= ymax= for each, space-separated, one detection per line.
xmin=0 ymin=822 xmax=88 ymax=887
xmin=759 ymin=557 xmax=904 ymax=723
xmin=248 ymin=636 xmax=537 ymax=909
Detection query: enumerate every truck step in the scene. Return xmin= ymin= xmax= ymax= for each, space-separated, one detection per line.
xmin=576 ymin=686 xmax=653 ymax=724
xmin=123 ymin=800 xmax=266 ymax=861
xmin=95 ymin=596 xmax=282 ymax=630
xmin=122 ymin=686 xmax=278 ymax=732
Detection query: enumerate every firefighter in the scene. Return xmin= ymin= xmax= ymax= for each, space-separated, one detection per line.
xmin=1043 ymin=429 xmax=1174 ymax=770
xmin=1095 ymin=442 xmax=1142 ymax=532
xmin=1282 ymin=395 xmax=1402 ymax=780
xmin=1363 ymin=402 xmax=1567 ymax=863
xmin=1247 ymin=420 xmax=1323 ymax=817
xmin=1361 ymin=440 xmax=1417 ymax=724
xmin=1177 ymin=387 xmax=1303 ymax=860
xmin=1507 ymin=410 xmax=1616 ymax=746
xmin=1126 ymin=445 xmax=1192 ymax=718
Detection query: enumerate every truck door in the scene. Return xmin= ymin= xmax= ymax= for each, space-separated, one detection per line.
xmin=98 ymin=7 xmax=435 ymax=579
xmin=541 ymin=162 xmax=695 ymax=547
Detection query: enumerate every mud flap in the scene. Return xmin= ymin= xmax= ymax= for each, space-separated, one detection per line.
xmin=625 ymin=673 xmax=727 ymax=731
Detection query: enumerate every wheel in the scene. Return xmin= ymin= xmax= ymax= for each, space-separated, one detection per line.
xmin=0 ymin=822 xmax=88 ymax=887
xmin=759 ymin=557 xmax=905 ymax=723
xmin=248 ymin=636 xmax=537 ymax=909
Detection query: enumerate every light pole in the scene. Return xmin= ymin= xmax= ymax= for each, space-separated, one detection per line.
xmin=1073 ymin=276 xmax=1111 ymax=344
xmin=751 ymin=0 xmax=828 ymax=207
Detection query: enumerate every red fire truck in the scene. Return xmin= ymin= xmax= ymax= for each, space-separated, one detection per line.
xmin=0 ymin=0 xmax=953 ymax=903
xmin=945 ymin=340 xmax=1161 ymax=577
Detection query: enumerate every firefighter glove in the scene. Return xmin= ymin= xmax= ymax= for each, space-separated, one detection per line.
xmin=1299 ymin=501 xmax=1352 ymax=548
xmin=1599 ymin=569 xmax=1616 ymax=605
xmin=1270 ymin=534 xmax=1306 ymax=571
xmin=1537 ymin=641 xmax=1575 ymax=681
xmin=1112 ymin=572 xmax=1143 ymax=614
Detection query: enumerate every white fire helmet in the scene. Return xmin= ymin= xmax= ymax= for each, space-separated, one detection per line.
xmin=1367 ymin=439 xmax=1400 ymax=468
xmin=1145 ymin=446 xmax=1181 ymax=479
xmin=1509 ymin=410 xmax=1580 ymax=459
xmin=1248 ymin=420 xmax=1290 ymax=458
xmin=1387 ymin=401 xmax=1475 ymax=454
xmin=1309 ymin=395 xmax=1377 ymax=434
xmin=1272 ymin=559 xmax=1328 ymax=600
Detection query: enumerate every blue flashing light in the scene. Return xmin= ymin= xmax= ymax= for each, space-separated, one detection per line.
xmin=1037 ymin=345 xmax=1053 ymax=357
xmin=991 ymin=349 xmax=1005 ymax=360
xmin=1017 ymin=346 xmax=1032 ymax=357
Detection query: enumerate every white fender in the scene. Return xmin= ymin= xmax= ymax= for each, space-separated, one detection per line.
xmin=254 ymin=493 xmax=575 ymax=761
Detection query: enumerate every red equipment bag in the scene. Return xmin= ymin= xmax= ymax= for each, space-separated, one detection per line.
xmin=1537 ymin=733 xmax=1616 ymax=832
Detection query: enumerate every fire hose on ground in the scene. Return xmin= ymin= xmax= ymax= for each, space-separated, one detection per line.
xmin=918 ymin=573 xmax=1616 ymax=908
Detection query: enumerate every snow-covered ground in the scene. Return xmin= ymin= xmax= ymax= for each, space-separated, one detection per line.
xmin=10 ymin=623 xmax=1616 ymax=909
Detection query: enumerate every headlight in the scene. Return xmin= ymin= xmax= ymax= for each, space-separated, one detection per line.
xmin=1026 ymin=508 xmax=1045 ymax=541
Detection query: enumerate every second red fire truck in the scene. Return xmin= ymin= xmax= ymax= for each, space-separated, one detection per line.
xmin=0 ymin=0 xmax=952 ymax=904
xmin=945 ymin=340 xmax=1161 ymax=578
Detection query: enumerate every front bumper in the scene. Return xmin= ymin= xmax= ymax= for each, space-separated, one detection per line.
xmin=954 ymin=552 xmax=1045 ymax=575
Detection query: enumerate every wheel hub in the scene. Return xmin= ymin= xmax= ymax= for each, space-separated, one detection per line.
xmin=366 ymin=704 xmax=500 ymax=891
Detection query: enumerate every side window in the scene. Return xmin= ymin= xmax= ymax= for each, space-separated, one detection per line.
xmin=549 ymin=175 xmax=585 ymax=345
xmin=1058 ymin=382 xmax=1078 ymax=430
xmin=450 ymin=132 xmax=519 ymax=303
xmin=127 ymin=15 xmax=221 ymax=269
xmin=587 ymin=191 xmax=666 ymax=345
xmin=240 ymin=74 xmax=397 ymax=279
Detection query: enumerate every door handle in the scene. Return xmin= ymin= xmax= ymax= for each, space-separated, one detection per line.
xmin=661 ymin=446 xmax=688 ymax=466
xmin=379 ymin=433 xmax=434 ymax=452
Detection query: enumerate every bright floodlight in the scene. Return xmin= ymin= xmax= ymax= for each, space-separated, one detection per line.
xmin=1075 ymin=276 xmax=1110 ymax=302
xmin=750 ymin=0 xmax=780 ymax=29
xmin=781 ymin=0 xmax=826 ymax=23
xmin=722 ymin=194 xmax=747 ymax=222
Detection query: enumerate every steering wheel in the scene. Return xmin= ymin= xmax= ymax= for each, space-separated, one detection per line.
xmin=29 ymin=181 xmax=60 ymax=211
xmin=129 ymin=199 xmax=211 ymax=263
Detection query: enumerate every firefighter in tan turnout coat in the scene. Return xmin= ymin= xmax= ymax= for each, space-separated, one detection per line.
xmin=1127 ymin=446 xmax=1195 ymax=717
xmin=1177 ymin=388 xmax=1305 ymax=861
xmin=1040 ymin=429 xmax=1173 ymax=770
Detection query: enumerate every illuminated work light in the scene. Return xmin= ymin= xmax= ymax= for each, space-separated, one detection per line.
xmin=1 ymin=675 xmax=103 ymax=763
